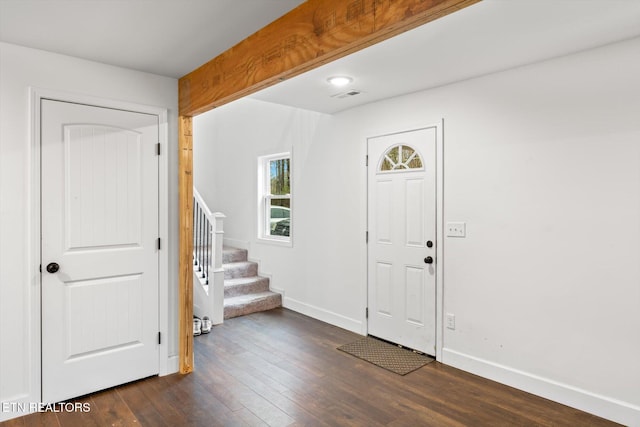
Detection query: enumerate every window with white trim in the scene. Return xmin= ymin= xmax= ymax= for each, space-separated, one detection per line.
xmin=258 ymin=152 xmax=291 ymax=243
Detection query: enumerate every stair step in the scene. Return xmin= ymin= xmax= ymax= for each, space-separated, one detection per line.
xmin=223 ymin=261 xmax=258 ymax=279
xmin=223 ymin=247 xmax=247 ymax=264
xmin=225 ymin=276 xmax=270 ymax=298
xmin=224 ymin=291 xmax=282 ymax=320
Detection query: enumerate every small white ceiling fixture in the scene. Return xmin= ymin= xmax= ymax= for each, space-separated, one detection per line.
xmin=252 ymin=0 xmax=640 ymax=114
xmin=327 ymin=76 xmax=353 ymax=87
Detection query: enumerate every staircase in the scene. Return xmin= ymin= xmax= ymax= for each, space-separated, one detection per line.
xmin=223 ymin=247 xmax=282 ymax=319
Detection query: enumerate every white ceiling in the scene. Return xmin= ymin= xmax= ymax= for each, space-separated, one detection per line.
xmin=1 ymin=1 xmax=639 ymax=114
xmin=0 ymin=0 xmax=305 ymax=78
xmin=251 ymin=0 xmax=640 ymax=113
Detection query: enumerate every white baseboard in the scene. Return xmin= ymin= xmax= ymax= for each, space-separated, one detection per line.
xmin=269 ymin=285 xmax=284 ymax=296
xmin=283 ymin=297 xmax=364 ymax=335
xmin=0 ymin=393 xmax=33 ymax=422
xmin=442 ymin=348 xmax=640 ymax=427
xmin=161 ymin=356 xmax=179 ymax=376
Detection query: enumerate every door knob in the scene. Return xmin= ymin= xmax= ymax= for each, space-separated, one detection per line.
xmin=46 ymin=263 xmax=60 ymax=273
xmin=424 ymin=256 xmax=434 ymax=264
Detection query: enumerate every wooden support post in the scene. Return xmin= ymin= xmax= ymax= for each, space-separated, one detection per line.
xmin=178 ymin=115 xmax=194 ymax=374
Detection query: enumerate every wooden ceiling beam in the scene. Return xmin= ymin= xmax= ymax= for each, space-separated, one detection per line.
xmin=179 ymin=0 xmax=481 ymax=116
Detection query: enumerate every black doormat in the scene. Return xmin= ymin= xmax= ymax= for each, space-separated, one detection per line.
xmin=337 ymin=336 xmax=435 ymax=375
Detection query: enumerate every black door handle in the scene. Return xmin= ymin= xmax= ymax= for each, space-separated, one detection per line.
xmin=46 ymin=263 xmax=60 ymax=273
xmin=424 ymin=256 xmax=434 ymax=264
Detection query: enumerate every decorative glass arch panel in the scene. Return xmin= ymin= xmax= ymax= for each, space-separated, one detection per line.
xmin=379 ymin=144 xmax=424 ymax=172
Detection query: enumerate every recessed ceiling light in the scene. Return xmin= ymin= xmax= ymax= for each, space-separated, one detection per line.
xmin=327 ymin=76 xmax=353 ymax=87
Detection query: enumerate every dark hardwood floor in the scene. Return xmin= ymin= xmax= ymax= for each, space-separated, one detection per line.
xmin=2 ymin=308 xmax=618 ymax=426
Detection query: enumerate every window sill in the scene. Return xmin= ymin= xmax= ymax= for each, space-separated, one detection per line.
xmin=257 ymin=236 xmax=293 ymax=248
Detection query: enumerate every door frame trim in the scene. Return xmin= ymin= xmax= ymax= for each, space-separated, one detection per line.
xmin=365 ymin=121 xmax=445 ymax=360
xmin=29 ymin=88 xmax=171 ymax=401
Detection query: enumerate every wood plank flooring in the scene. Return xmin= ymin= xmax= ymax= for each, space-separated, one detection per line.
xmin=1 ymin=308 xmax=618 ymax=426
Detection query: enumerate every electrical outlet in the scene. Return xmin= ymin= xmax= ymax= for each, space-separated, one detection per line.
xmin=446 ymin=222 xmax=466 ymax=237
xmin=446 ymin=313 xmax=456 ymax=330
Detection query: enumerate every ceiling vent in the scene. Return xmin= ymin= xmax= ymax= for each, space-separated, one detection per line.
xmin=331 ymin=89 xmax=363 ymax=99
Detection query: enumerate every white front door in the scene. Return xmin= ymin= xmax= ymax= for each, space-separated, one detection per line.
xmin=41 ymin=100 xmax=160 ymax=403
xmin=367 ymin=127 xmax=437 ymax=355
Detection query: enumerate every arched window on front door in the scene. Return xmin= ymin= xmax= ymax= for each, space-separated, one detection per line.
xmin=378 ymin=144 xmax=424 ymax=172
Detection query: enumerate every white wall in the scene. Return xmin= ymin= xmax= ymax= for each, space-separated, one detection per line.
xmin=195 ymin=100 xmax=365 ymax=330
xmin=0 ymin=42 xmax=179 ymax=420
xmin=194 ymin=36 xmax=640 ymax=425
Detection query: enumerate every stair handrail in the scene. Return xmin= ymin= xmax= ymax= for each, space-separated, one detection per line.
xmin=193 ymin=188 xmax=225 ymax=325
xmin=193 ymin=188 xmax=214 ymax=224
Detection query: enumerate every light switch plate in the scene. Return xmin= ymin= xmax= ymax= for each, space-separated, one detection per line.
xmin=446 ymin=222 xmax=466 ymax=237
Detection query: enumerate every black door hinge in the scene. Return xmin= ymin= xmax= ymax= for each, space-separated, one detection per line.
xmin=365 ymin=155 xmax=369 ymax=166
xmin=157 ymin=237 xmax=161 ymax=250
xmin=366 ymin=231 xmax=369 ymax=244
xmin=158 ymin=332 xmax=161 ymax=345
xmin=156 ymin=143 xmax=161 ymax=155
xmin=366 ymin=307 xmax=369 ymax=319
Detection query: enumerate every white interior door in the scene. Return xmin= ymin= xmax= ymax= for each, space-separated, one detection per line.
xmin=367 ymin=127 xmax=437 ymax=355
xmin=41 ymin=99 xmax=160 ymax=403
